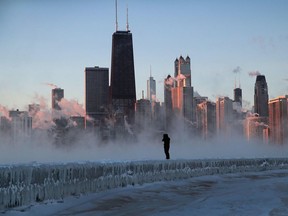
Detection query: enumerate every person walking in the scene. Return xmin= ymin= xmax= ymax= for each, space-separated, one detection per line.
xmin=162 ymin=134 xmax=170 ymax=159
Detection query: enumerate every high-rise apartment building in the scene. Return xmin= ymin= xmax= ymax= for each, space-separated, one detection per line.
xmin=9 ymin=110 xmax=32 ymax=136
xmin=171 ymin=86 xmax=194 ymax=122
xmin=244 ymin=116 xmax=268 ymax=142
xmin=52 ymin=88 xmax=64 ymax=110
xmin=110 ymin=29 xmax=136 ymax=124
xmin=85 ymin=66 xmax=109 ymax=121
xmin=0 ymin=116 xmax=10 ymax=133
xmin=269 ymin=95 xmax=288 ymax=144
xmin=194 ymin=96 xmax=208 ymax=122
xmin=135 ymin=99 xmax=152 ymax=127
xmin=196 ymin=100 xmax=216 ymax=139
xmin=174 ymin=55 xmax=191 ymax=87
xmin=216 ymin=97 xmax=233 ymax=134
xmin=254 ymin=75 xmax=268 ymax=117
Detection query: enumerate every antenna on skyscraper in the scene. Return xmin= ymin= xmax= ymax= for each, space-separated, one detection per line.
xmin=150 ymin=65 xmax=152 ymax=77
xmin=239 ymin=77 xmax=241 ymax=88
xmin=126 ymin=4 xmax=129 ymax=31
xmin=115 ymin=0 xmax=118 ymax=31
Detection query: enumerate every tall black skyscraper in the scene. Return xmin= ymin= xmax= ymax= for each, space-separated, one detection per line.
xmin=254 ymin=75 xmax=269 ymax=117
xmin=110 ymin=14 xmax=136 ymax=124
xmin=85 ymin=66 xmax=109 ymax=121
xmin=234 ymin=87 xmax=242 ymax=107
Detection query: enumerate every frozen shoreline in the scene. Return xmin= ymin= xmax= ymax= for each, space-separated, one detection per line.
xmin=1 ymin=158 xmax=288 ymax=210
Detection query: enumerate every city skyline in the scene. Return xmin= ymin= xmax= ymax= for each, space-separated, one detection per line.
xmin=1 ymin=0 xmax=288 ymax=111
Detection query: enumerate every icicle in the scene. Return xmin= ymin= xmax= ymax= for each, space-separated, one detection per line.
xmin=1 ymin=158 xmax=288 ymax=210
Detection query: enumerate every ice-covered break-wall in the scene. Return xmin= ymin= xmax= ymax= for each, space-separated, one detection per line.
xmin=1 ymin=158 xmax=288 ymax=210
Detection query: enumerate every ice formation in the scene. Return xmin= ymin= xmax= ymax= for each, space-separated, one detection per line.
xmin=1 ymin=158 xmax=288 ymax=210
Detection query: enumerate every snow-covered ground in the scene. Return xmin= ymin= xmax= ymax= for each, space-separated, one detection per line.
xmin=1 ymin=158 xmax=288 ymax=214
xmin=3 ymin=169 xmax=288 ymax=216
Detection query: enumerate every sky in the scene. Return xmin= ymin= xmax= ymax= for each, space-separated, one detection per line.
xmin=0 ymin=0 xmax=288 ymax=111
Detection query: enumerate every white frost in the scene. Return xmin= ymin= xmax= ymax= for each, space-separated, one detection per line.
xmin=1 ymin=158 xmax=288 ymax=210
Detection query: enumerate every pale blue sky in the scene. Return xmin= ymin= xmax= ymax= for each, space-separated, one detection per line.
xmin=0 ymin=0 xmax=288 ymax=110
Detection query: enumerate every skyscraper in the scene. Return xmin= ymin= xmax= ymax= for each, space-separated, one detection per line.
xmin=174 ymin=55 xmax=191 ymax=87
xmin=147 ymin=71 xmax=156 ymax=102
xmin=110 ymin=29 xmax=136 ymax=124
xmin=164 ymin=75 xmax=173 ymax=129
xmin=196 ymin=100 xmax=216 ymax=139
xmin=85 ymin=66 xmax=109 ymax=121
xmin=254 ymin=75 xmax=269 ymax=117
xmin=216 ymin=97 xmax=233 ymax=134
xmin=268 ymin=95 xmax=288 ymax=144
xmin=147 ymin=70 xmax=157 ymax=123
xmin=135 ymin=98 xmax=152 ymax=127
xmin=9 ymin=110 xmax=32 ymax=137
xmin=234 ymin=87 xmax=242 ymax=107
xmin=52 ymin=88 xmax=64 ymax=110
xmin=244 ymin=116 xmax=268 ymax=142
xmin=171 ymin=86 xmax=194 ymax=121
xmin=170 ymin=55 xmax=193 ymax=123
xmin=51 ymin=88 xmax=68 ymax=143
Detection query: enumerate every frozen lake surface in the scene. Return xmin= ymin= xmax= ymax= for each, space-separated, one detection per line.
xmin=4 ymin=169 xmax=288 ymax=216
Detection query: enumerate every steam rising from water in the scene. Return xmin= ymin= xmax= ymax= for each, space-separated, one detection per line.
xmin=1 ymin=96 xmax=288 ymax=165
xmin=58 ymin=98 xmax=85 ymax=117
xmin=0 ymin=125 xmax=288 ymax=165
xmin=0 ymin=105 xmax=10 ymax=120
